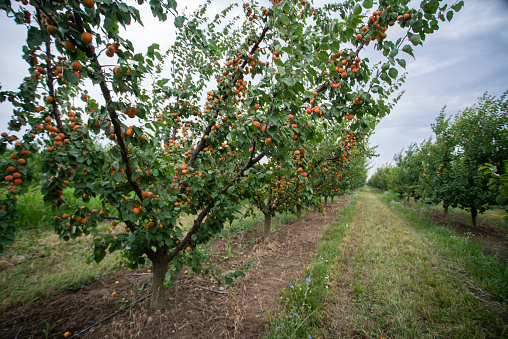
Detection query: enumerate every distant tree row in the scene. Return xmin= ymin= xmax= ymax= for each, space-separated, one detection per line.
xmin=368 ymin=91 xmax=508 ymax=226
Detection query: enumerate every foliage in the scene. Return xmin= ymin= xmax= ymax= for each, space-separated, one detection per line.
xmin=0 ymin=0 xmax=461 ymax=309
xmin=369 ymin=91 xmax=508 ymax=226
xmin=480 ymin=161 xmax=508 ymax=227
xmin=367 ymin=163 xmax=404 ymax=194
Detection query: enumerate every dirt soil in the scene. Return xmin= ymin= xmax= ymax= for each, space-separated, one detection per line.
xmin=412 ymin=205 xmax=508 ymax=262
xmin=0 ymin=196 xmax=351 ymax=339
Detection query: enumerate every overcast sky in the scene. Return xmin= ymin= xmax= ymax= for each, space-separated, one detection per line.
xmin=1 ymin=0 xmax=507 ymax=178
xmin=367 ymin=0 xmax=508 ymax=176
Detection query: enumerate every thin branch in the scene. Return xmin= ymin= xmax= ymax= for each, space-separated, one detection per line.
xmin=103 ymin=216 xmax=120 ymax=220
xmin=168 ymin=151 xmax=265 ymax=262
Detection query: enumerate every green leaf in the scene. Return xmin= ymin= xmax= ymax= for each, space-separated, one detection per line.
xmin=409 ymin=34 xmax=422 ymax=45
xmin=267 ymin=113 xmax=280 ymax=124
xmin=0 ymin=0 xmax=12 ymax=11
xmin=63 ymin=69 xmax=80 ymax=85
xmin=353 ymin=4 xmax=362 ymax=15
xmin=112 ymin=172 xmax=125 ymax=183
xmin=446 ymin=10 xmax=453 ymax=21
xmin=281 ymin=77 xmax=295 ymax=87
xmin=227 ymin=186 xmax=235 ymax=194
xmin=277 ymin=65 xmax=286 ymax=76
xmin=294 ymin=82 xmax=305 ymax=93
xmin=402 ymin=44 xmax=414 ymax=58
xmin=27 ymin=27 xmax=49 ymax=49
xmin=167 ymin=0 xmax=177 ymax=10
xmin=363 ymin=0 xmax=373 ymax=9
xmin=174 ymin=16 xmax=186 ymax=28
xmin=396 ymin=59 xmax=406 ymax=69
xmin=380 ymin=72 xmax=391 ymax=84
xmin=452 ymin=1 xmax=464 ymax=12
xmin=388 ymin=68 xmax=398 ymax=79
xmin=304 ymin=91 xmax=315 ymax=98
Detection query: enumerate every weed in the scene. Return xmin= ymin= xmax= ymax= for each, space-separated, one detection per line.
xmin=42 ymin=319 xmax=61 ymax=339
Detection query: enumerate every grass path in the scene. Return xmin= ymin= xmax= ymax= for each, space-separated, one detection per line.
xmin=327 ymin=189 xmax=506 ymax=338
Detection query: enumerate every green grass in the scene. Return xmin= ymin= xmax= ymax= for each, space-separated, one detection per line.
xmin=264 ymin=193 xmax=359 ymax=338
xmin=0 ymin=185 xmax=125 ymax=310
xmin=424 ymin=203 xmax=506 ymax=229
xmin=379 ymin=192 xmax=508 ymax=303
xmin=0 ymin=223 xmax=122 ymax=311
xmin=13 ymin=186 xmax=107 ymax=232
xmin=0 ymin=196 xmax=303 ymax=312
xmin=13 ymin=187 xmax=55 ymax=230
xmin=389 ymin=192 xmax=506 ymax=230
xmin=267 ymin=188 xmax=507 ymax=338
xmin=335 ymin=188 xmax=506 ymax=338
xmin=0 ymin=186 xmax=122 ymax=311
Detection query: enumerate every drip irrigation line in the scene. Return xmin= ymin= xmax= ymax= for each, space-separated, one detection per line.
xmin=68 ymin=294 xmax=151 ymax=338
xmin=67 ymin=213 xmax=306 ymax=338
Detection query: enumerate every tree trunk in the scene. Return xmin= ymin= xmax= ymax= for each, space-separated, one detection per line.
xmin=324 ymin=196 xmax=328 ymax=207
xmin=149 ymin=252 xmax=170 ymax=310
xmin=296 ymin=203 xmax=302 ymax=219
xmin=443 ymin=205 xmax=449 ymax=219
xmin=263 ymin=212 xmax=272 ymax=239
xmin=471 ymin=206 xmax=478 ymax=227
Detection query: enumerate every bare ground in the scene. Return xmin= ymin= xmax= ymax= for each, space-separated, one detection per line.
xmin=0 ymin=196 xmax=350 ymax=339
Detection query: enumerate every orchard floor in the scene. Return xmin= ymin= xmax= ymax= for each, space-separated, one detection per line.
xmin=0 ymin=196 xmax=351 ymax=339
xmin=403 ymin=202 xmax=508 ymax=262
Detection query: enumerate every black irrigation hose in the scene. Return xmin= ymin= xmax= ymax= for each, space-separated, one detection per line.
xmin=68 ymin=214 xmax=304 ymax=338
xmin=68 ymin=294 xmax=152 ymax=338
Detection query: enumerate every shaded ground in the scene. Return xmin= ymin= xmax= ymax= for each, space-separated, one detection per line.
xmin=0 ymin=196 xmax=350 ymax=339
xmin=410 ymin=204 xmax=508 ymax=262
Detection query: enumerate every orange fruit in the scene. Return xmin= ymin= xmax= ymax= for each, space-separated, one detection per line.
xmin=81 ymin=32 xmax=93 ymax=44
xmin=71 ymin=61 xmax=82 ymax=71
xmin=83 ymin=0 xmax=95 ymax=9
xmin=47 ymin=25 xmax=57 ymax=35
xmin=64 ymin=40 xmax=76 ymax=51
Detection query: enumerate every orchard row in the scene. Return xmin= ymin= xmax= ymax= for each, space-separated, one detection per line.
xmin=0 ymin=0 xmax=461 ymax=309
xmin=368 ymin=91 xmax=508 ymax=226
